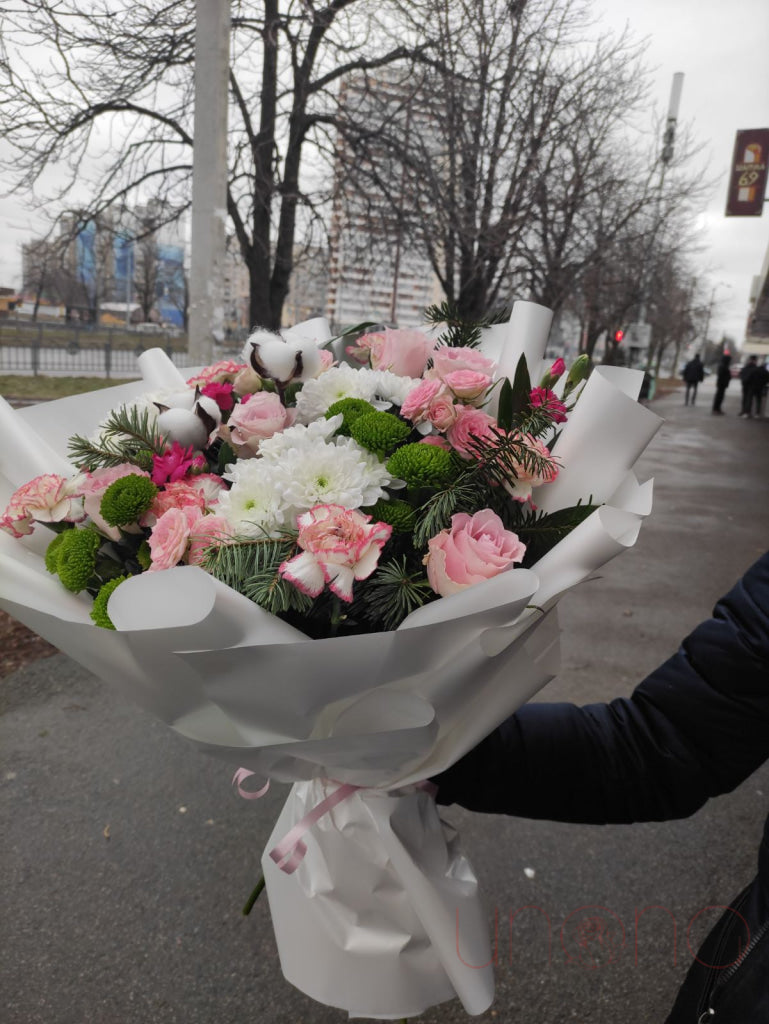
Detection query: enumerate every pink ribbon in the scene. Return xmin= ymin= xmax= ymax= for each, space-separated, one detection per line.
xmin=232 ymin=767 xmax=270 ymax=800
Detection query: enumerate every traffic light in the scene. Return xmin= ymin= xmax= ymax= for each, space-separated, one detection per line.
xmin=613 ymin=329 xmax=624 ymax=343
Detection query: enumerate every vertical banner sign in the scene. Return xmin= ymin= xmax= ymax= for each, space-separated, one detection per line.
xmin=725 ymin=128 xmax=769 ymax=217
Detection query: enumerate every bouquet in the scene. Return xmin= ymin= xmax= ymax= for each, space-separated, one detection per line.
xmin=0 ymin=302 xmax=662 ymax=1018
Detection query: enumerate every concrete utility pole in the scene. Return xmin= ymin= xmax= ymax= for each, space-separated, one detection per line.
xmin=188 ymin=0 xmax=231 ymax=364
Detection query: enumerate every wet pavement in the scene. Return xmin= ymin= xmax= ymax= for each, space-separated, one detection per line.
xmin=1 ymin=376 xmax=768 ymax=1024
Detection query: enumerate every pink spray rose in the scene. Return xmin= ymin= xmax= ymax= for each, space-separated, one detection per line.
xmin=529 ymin=387 xmax=568 ymax=423
xmin=0 ymin=474 xmax=85 ymax=536
xmin=424 ymin=509 xmax=527 ymax=598
xmin=446 ymin=406 xmax=499 ymax=458
xmin=148 ymin=506 xmax=203 ymax=571
xmin=430 ymin=346 xmax=496 ymax=380
xmin=226 ymin=391 xmax=294 ymax=454
xmin=442 ymin=369 xmax=494 ymax=403
xmin=279 ymin=504 xmax=392 ymax=602
xmin=349 ymin=328 xmax=436 ymax=378
xmin=401 ymin=378 xmax=445 ymax=424
xmin=426 ymin=392 xmax=458 ymax=431
xmin=502 ymin=432 xmax=560 ymax=503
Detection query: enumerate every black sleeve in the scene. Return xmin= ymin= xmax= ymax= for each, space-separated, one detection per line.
xmin=434 ymin=551 xmax=769 ymax=824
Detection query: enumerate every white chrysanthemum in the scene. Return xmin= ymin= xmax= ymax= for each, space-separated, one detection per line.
xmin=257 ymin=415 xmax=343 ymax=458
xmin=274 ymin=438 xmax=391 ymax=513
xmin=216 ymin=460 xmax=286 ymax=537
xmin=369 ymin=369 xmax=419 ymax=408
xmin=294 ymin=364 xmax=384 ymax=423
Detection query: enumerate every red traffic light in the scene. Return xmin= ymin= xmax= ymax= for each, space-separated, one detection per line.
xmin=613 ymin=329 xmax=624 ymax=343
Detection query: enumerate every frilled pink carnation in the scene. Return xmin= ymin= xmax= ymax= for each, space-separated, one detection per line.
xmin=1 ymin=473 xmax=86 ymax=537
xmin=187 ymin=514 xmax=233 ymax=567
xmin=227 ymin=391 xmax=294 ymax=455
xmin=187 ymin=473 xmax=226 ymax=508
xmin=503 ymin=432 xmax=560 ymax=503
xmin=348 ymin=328 xmax=436 ymax=378
xmin=529 ymin=387 xmax=568 ymax=423
xmin=400 ymin=378 xmax=445 ymax=424
xmin=186 ymin=360 xmax=247 ymax=387
xmin=443 ymin=369 xmax=493 ymax=403
xmin=141 ymin=480 xmax=206 ymax=528
xmin=152 ymin=443 xmax=205 ymax=485
xmin=446 ymin=406 xmax=499 ymax=458
xmin=279 ymin=504 xmax=392 ymax=602
xmin=430 ymin=346 xmax=496 ymax=381
xmin=549 ymin=357 xmax=566 ymax=380
xmin=201 ymin=381 xmax=236 ymax=412
xmin=148 ymin=506 xmax=203 ymax=571
xmin=424 ymin=509 xmax=526 ymax=597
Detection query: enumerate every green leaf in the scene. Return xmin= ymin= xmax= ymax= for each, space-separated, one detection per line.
xmin=496 ymin=377 xmax=514 ymax=432
xmin=509 ymin=355 xmax=532 ymax=420
xmin=518 ymin=503 xmax=599 ymax=566
xmin=217 ymin=441 xmax=236 ymax=475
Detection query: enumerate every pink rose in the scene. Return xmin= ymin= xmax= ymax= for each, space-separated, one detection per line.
xmin=529 ymin=387 xmax=568 ymax=423
xmin=76 ymin=465 xmax=150 ymax=539
xmin=400 ymin=378 xmax=445 ymax=424
xmin=443 ymin=369 xmax=493 ymax=403
xmin=427 ymin=394 xmax=458 ymax=431
xmin=148 ymin=506 xmax=203 ymax=571
xmin=141 ymin=480 xmax=206 ymax=527
xmin=1 ymin=473 xmax=85 ymax=537
xmin=317 ymin=349 xmax=335 ymax=373
xmin=227 ymin=391 xmax=294 ymax=454
xmin=232 ymin=366 xmax=263 ymax=396
xmin=186 ymin=360 xmax=247 ymax=387
xmin=424 ymin=509 xmax=527 ymax=597
xmin=187 ymin=514 xmax=233 ymax=566
xmin=430 ymin=346 xmax=496 ymax=380
xmin=446 ymin=406 xmax=499 ymax=458
xmin=502 ymin=432 xmax=559 ymax=503
xmin=419 ymin=435 xmax=451 ymax=450
xmin=350 ymin=328 xmax=436 ymax=378
xmin=279 ymin=504 xmax=392 ymax=602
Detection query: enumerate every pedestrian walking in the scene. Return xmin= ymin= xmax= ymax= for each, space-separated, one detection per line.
xmin=682 ymin=354 xmax=704 ymax=405
xmin=435 ymin=550 xmax=769 ymax=1023
xmin=740 ymin=355 xmax=759 ymax=417
xmin=711 ymin=352 xmax=732 ymax=414
xmin=749 ymin=359 xmax=769 ymax=418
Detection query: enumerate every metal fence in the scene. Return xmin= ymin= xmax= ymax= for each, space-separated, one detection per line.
xmin=0 ymin=341 xmax=192 ymax=378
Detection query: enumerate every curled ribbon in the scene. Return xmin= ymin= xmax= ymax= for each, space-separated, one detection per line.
xmin=232 ymin=766 xmax=270 ymax=800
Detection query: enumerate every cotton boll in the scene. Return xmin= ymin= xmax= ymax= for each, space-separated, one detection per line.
xmin=242 ymin=328 xmax=322 ymax=384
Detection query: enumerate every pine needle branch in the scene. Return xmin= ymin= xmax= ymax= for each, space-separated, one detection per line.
xmin=203 ymin=536 xmax=314 ymax=616
xmin=518 ymin=503 xmax=599 ymax=566
xmin=68 ymin=406 xmax=168 ymax=469
xmin=413 ymin=472 xmax=495 ymax=549
xmin=355 ymin=556 xmax=435 ymax=631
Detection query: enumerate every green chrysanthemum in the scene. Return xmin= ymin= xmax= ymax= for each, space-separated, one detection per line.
xmin=90 ymin=575 xmax=131 ymax=630
xmin=99 ymin=474 xmax=158 ymax=527
xmin=386 ymin=443 xmax=456 ymax=490
xmin=325 ymin=398 xmax=376 ymax=436
xmin=55 ymin=528 xmax=102 ymax=593
xmin=136 ymin=540 xmax=152 ymax=571
xmin=349 ymin=411 xmax=411 ymax=458
xmin=365 ymin=498 xmax=417 ymax=534
xmin=44 ymin=531 xmax=68 ymax=574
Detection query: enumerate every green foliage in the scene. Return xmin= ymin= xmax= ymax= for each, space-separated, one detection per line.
xmin=517 ymin=503 xmax=599 ymax=566
xmin=423 ymin=301 xmax=510 ymax=349
xmin=355 ymin=556 xmax=435 ymax=632
xmin=203 ymin=537 xmax=314 ymax=617
xmin=136 ymin=540 xmax=152 ymax=571
xmin=508 ymin=354 xmax=532 ymax=421
xmin=365 ymin=498 xmax=417 ymax=534
xmin=349 ymin=410 xmax=411 ymax=457
xmin=412 ymin=472 xmax=495 ymax=549
xmin=99 ymin=474 xmax=158 ymax=527
xmin=465 ymin=428 xmax=556 ymax=491
xmin=386 ymin=443 xmax=456 ymax=490
xmin=51 ymin=528 xmax=101 ymax=593
xmin=496 ymin=377 xmax=514 ymax=431
xmin=90 ymin=575 xmax=131 ymax=629
xmin=217 ymin=440 xmax=237 ymax=474
xmin=326 ymin=397 xmax=375 ymax=436
xmin=68 ymin=404 xmax=168 ymax=470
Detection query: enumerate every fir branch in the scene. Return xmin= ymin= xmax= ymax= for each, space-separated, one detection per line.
xmin=203 ymin=536 xmax=313 ymax=617
xmin=413 ymin=472 xmax=495 ymax=549
xmin=517 ymin=503 xmax=599 ymax=566
xmin=68 ymin=405 xmax=167 ymax=470
xmin=423 ymin=301 xmax=510 ymax=349
xmin=355 ymin=556 xmax=435 ymax=632
xmin=464 ymin=427 xmax=559 ymax=491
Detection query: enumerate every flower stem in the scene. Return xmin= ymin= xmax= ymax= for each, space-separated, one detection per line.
xmin=241 ymin=873 xmax=266 ymax=916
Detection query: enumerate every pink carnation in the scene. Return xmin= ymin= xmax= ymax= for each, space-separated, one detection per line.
xmin=446 ymin=406 xmax=499 ymax=458
xmin=187 ymin=473 xmax=227 ymax=508
xmin=502 ymin=432 xmax=560 ymax=503
xmin=443 ymin=369 xmax=493 ymax=403
xmin=201 ymin=381 xmax=236 ymax=412
xmin=430 ymin=346 xmax=496 ymax=381
xmin=187 ymin=514 xmax=233 ymax=566
xmin=151 ymin=443 xmax=203 ymax=485
xmin=529 ymin=387 xmax=568 ymax=423
xmin=424 ymin=509 xmax=526 ymax=597
xmin=1 ymin=473 xmax=86 ymax=537
xmin=186 ymin=360 xmax=247 ymax=387
xmin=279 ymin=504 xmax=392 ymax=602
xmin=349 ymin=328 xmax=436 ymax=378
xmin=227 ymin=391 xmax=294 ymax=455
xmin=148 ymin=506 xmax=203 ymax=572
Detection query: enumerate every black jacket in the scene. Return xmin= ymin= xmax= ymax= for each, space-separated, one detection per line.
xmin=436 ymin=552 xmax=769 ymax=1022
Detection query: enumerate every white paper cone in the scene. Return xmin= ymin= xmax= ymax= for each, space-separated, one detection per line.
xmin=0 ymin=394 xmax=74 ymax=484
xmin=281 ymin=317 xmax=333 ymax=347
xmin=137 ymin=347 xmax=188 ymax=389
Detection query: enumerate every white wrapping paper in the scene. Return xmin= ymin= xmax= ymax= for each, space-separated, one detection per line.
xmin=0 ymin=312 xmax=663 ymax=1018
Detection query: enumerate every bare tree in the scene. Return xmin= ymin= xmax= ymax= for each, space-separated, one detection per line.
xmin=132 ymin=234 xmax=160 ymax=322
xmin=0 ymin=0 xmax=436 ymax=329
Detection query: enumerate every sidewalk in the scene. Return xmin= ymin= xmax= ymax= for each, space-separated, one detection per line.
xmin=1 ymin=379 xmax=768 ymax=1024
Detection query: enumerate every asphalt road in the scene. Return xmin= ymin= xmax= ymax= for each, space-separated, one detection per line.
xmin=2 ymin=377 xmax=768 ymax=1024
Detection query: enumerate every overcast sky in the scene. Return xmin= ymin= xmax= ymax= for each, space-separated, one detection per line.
xmin=1 ymin=0 xmax=767 ymax=343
